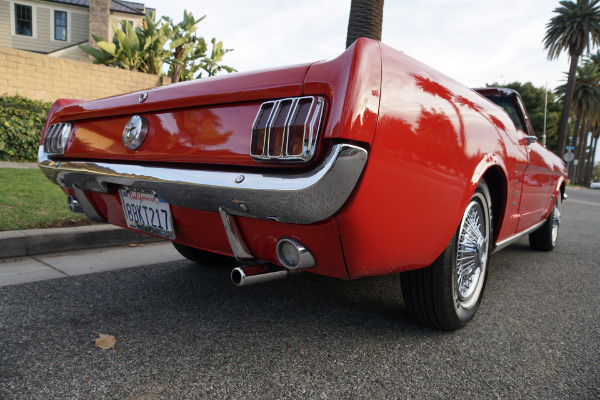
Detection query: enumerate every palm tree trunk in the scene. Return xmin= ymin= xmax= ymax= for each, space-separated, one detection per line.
xmin=585 ymin=133 xmax=599 ymax=184
xmin=575 ymin=125 xmax=589 ymax=185
xmin=568 ymin=110 xmax=583 ymax=180
xmin=556 ymin=54 xmax=580 ymax=158
xmin=573 ymin=121 xmax=585 ymax=183
xmin=346 ymin=0 xmax=384 ymax=48
xmin=574 ymin=118 xmax=586 ymax=184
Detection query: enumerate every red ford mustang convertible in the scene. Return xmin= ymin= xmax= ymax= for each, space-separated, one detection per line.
xmin=39 ymin=38 xmax=567 ymax=330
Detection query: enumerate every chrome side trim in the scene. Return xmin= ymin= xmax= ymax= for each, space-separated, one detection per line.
xmin=219 ymin=207 xmax=255 ymax=262
xmin=493 ymin=219 xmax=545 ymax=254
xmin=38 ymin=143 xmax=368 ymax=225
xmin=72 ymin=185 xmax=107 ymax=223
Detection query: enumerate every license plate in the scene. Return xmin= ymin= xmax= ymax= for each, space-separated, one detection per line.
xmin=119 ymin=186 xmax=175 ymax=240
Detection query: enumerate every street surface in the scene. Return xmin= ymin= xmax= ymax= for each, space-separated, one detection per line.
xmin=1 ymin=188 xmax=599 ymax=399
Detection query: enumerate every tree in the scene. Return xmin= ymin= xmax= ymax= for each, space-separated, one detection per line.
xmin=164 ymin=13 xmax=236 ymax=83
xmin=345 ymin=0 xmax=384 ymax=48
xmin=593 ymin=160 xmax=600 ymax=179
xmin=486 ymin=81 xmax=562 ymax=151
xmin=199 ymin=38 xmax=237 ymax=78
xmin=79 ymin=10 xmax=235 ymax=82
xmin=81 ymin=22 xmax=145 ymax=71
xmin=163 ymin=11 xmax=206 ymax=83
xmin=543 ymin=0 xmax=600 ymax=158
xmin=556 ymin=60 xmax=600 ymax=184
xmin=137 ymin=13 xmax=171 ymax=76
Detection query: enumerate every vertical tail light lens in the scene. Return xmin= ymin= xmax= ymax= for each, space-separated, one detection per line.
xmin=43 ymin=122 xmax=73 ymax=155
xmin=268 ymin=99 xmax=294 ymax=157
xmin=251 ymin=96 xmax=324 ymax=162
xmin=250 ymin=102 xmax=274 ymax=157
xmin=287 ymin=97 xmax=314 ymax=157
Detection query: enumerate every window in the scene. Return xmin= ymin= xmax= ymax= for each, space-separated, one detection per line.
xmin=54 ymin=10 xmax=67 ymax=41
xmin=15 ymin=4 xmax=32 ymax=36
xmin=485 ymin=95 xmax=526 ymax=132
xmin=121 ymin=20 xmax=133 ymax=32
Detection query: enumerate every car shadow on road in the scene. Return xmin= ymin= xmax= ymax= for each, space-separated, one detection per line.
xmin=130 ymin=259 xmax=435 ymax=336
xmin=36 ymin=256 xmax=459 ymax=342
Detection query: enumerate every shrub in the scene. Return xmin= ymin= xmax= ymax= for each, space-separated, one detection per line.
xmin=0 ymin=95 xmax=52 ymax=162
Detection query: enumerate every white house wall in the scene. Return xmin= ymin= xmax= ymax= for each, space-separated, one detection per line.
xmin=0 ymin=0 xmax=89 ymax=54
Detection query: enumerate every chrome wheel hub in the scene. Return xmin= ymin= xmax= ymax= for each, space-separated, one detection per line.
xmin=456 ymin=200 xmax=488 ymax=306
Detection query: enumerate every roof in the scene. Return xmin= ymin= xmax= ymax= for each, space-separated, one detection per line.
xmin=472 ymin=87 xmax=520 ymax=98
xmin=43 ymin=0 xmax=147 ymax=15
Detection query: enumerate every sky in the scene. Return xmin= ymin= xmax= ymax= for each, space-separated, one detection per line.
xmin=141 ymin=0 xmax=572 ymax=91
xmin=140 ymin=0 xmax=598 ymax=163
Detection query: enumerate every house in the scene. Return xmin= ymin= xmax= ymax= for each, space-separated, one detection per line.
xmin=0 ymin=0 xmax=154 ymax=62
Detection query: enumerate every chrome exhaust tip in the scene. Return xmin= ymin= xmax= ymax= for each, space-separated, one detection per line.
xmin=276 ymin=238 xmax=316 ymax=270
xmin=67 ymin=195 xmax=83 ymax=214
xmin=231 ymin=265 xmax=289 ymax=287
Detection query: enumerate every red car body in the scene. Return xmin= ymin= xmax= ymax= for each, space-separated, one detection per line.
xmin=39 ymin=38 xmax=567 ymax=329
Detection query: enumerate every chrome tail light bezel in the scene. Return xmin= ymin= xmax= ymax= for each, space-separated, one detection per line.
xmin=250 ymin=96 xmax=325 ymax=162
xmin=43 ymin=122 xmax=73 ymax=156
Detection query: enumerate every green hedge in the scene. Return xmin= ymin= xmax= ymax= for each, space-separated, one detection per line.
xmin=0 ymin=95 xmax=52 ymax=162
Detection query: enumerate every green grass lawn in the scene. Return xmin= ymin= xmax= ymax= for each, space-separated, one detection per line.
xmin=0 ymin=168 xmax=94 ymax=231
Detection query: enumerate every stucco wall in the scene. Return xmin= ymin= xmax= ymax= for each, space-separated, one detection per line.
xmin=0 ymin=46 xmax=169 ymax=103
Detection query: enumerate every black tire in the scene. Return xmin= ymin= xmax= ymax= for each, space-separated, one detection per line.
xmin=172 ymin=242 xmax=235 ymax=266
xmin=401 ymin=180 xmax=493 ymax=330
xmin=529 ymin=196 xmax=561 ymax=251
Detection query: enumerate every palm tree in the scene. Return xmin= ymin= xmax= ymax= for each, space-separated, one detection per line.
xmin=585 ymin=50 xmax=600 ymax=183
xmin=556 ymin=60 xmax=600 ymax=183
xmin=345 ymin=0 xmax=384 ymax=48
xmin=543 ymin=0 xmax=600 ymax=158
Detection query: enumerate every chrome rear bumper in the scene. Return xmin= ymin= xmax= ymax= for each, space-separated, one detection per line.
xmin=38 ymin=143 xmax=368 ymax=224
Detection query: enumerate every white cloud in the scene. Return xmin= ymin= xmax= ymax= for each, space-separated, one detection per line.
xmin=143 ymin=0 xmax=573 ymax=90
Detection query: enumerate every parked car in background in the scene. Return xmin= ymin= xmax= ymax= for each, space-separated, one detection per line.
xmin=591 ymin=180 xmax=600 ymax=189
xmin=38 ymin=38 xmax=567 ymax=330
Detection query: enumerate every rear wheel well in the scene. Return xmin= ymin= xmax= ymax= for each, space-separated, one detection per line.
xmin=481 ymin=167 xmax=506 ymax=244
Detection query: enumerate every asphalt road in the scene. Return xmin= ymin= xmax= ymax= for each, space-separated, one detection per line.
xmin=1 ymin=188 xmax=599 ymax=399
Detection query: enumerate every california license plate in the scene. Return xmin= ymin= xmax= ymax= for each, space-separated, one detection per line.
xmin=119 ymin=186 xmax=175 ymax=240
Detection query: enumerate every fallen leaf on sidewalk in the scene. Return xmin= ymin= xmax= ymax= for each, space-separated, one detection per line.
xmin=95 ymin=333 xmax=117 ymax=349
xmin=124 ymin=243 xmax=146 ymax=248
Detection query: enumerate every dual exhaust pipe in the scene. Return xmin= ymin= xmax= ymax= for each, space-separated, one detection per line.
xmin=231 ymin=265 xmax=292 ymax=287
xmin=68 ymin=193 xmax=314 ymax=287
xmin=231 ymin=237 xmax=316 ymax=286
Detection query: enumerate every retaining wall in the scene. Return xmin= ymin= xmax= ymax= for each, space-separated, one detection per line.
xmin=0 ymin=46 xmax=169 ymax=103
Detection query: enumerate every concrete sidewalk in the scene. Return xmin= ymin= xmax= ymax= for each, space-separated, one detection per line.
xmin=0 ymin=241 xmax=185 ymax=287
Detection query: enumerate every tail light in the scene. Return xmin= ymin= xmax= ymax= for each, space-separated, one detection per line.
xmin=43 ymin=122 xmax=73 ymax=155
xmin=251 ymin=96 xmax=324 ymax=162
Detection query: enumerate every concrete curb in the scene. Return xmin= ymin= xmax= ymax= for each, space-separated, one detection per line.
xmin=0 ymin=225 xmax=162 ymax=259
xmin=0 ymin=162 xmax=38 ymax=169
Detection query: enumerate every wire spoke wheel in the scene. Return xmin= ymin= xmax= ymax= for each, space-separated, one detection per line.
xmin=529 ymin=195 xmax=561 ymax=252
xmin=401 ymin=179 xmax=492 ymax=330
xmin=551 ymin=200 xmax=561 ymax=246
xmin=455 ymin=197 xmax=489 ymax=310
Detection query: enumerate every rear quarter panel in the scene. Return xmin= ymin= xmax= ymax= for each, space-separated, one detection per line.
xmin=336 ymin=43 xmax=529 ymax=277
